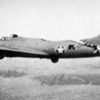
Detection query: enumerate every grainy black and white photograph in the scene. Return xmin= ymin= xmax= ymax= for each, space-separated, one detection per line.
xmin=0 ymin=0 xmax=100 ymax=100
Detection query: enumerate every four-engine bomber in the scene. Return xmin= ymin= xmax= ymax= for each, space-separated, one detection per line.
xmin=0 ymin=34 xmax=100 ymax=63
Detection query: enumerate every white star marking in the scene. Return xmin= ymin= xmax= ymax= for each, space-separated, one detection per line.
xmin=56 ymin=46 xmax=66 ymax=54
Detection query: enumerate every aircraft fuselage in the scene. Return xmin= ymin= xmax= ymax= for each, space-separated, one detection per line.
xmin=0 ymin=35 xmax=99 ymax=63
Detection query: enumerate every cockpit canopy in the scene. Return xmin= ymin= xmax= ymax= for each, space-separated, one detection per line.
xmin=1 ymin=34 xmax=18 ymax=41
xmin=1 ymin=37 xmax=7 ymax=41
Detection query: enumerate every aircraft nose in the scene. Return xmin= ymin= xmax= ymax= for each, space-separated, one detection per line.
xmin=55 ymin=45 xmax=66 ymax=55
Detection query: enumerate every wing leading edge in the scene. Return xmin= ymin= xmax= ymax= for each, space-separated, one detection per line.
xmin=80 ymin=34 xmax=100 ymax=45
xmin=80 ymin=34 xmax=100 ymax=54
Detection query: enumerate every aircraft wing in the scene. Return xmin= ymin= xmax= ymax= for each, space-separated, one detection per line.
xmin=80 ymin=34 xmax=100 ymax=45
xmin=0 ymin=45 xmax=49 ymax=56
xmin=80 ymin=34 xmax=100 ymax=53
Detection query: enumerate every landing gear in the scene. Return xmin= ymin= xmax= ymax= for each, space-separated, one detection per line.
xmin=51 ymin=57 xmax=59 ymax=63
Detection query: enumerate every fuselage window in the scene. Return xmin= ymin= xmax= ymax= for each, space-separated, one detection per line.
xmin=68 ymin=45 xmax=75 ymax=50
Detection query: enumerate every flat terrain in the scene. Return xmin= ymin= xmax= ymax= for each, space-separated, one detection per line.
xmin=0 ymin=57 xmax=100 ymax=100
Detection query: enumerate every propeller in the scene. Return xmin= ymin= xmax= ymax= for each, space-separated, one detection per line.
xmin=93 ymin=45 xmax=100 ymax=54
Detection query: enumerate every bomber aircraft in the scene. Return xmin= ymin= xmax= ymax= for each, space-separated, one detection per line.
xmin=0 ymin=34 xmax=100 ymax=63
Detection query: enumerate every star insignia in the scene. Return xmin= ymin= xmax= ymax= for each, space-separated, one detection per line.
xmin=55 ymin=46 xmax=66 ymax=54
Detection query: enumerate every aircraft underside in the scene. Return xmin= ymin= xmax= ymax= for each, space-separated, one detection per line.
xmin=0 ymin=50 xmax=100 ymax=63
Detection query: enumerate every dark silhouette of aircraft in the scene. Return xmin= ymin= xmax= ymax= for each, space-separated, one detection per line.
xmin=0 ymin=34 xmax=100 ymax=63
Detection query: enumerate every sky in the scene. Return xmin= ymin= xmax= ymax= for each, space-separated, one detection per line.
xmin=0 ymin=0 xmax=100 ymax=41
